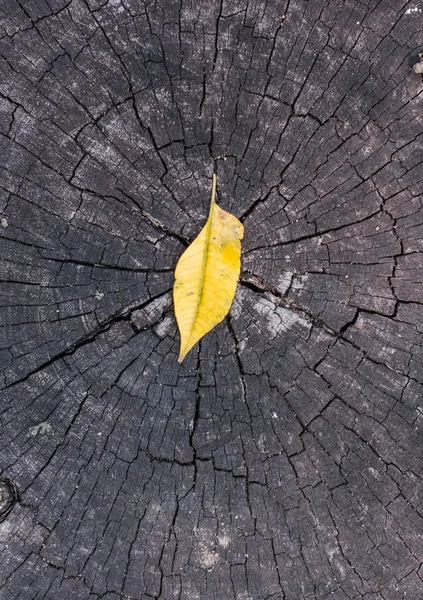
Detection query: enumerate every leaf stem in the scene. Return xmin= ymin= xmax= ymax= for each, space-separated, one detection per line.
xmin=209 ymin=173 xmax=217 ymax=216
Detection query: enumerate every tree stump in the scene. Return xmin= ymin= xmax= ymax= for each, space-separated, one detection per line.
xmin=1 ymin=1 xmax=423 ymax=599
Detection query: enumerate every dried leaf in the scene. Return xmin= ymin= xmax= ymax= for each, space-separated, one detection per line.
xmin=174 ymin=174 xmax=244 ymax=362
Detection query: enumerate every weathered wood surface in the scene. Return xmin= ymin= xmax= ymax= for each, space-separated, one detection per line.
xmin=1 ymin=1 xmax=423 ymax=598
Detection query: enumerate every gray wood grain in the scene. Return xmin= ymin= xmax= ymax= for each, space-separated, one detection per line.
xmin=1 ymin=1 xmax=423 ymax=598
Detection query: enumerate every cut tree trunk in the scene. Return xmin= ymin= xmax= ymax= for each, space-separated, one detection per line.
xmin=1 ymin=1 xmax=423 ymax=599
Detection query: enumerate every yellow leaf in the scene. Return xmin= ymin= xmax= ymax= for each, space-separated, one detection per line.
xmin=174 ymin=174 xmax=244 ymax=362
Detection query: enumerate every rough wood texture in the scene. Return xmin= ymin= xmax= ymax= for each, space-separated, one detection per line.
xmin=1 ymin=1 xmax=423 ymax=599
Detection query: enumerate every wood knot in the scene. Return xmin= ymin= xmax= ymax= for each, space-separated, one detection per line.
xmin=0 ymin=477 xmax=20 ymax=522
